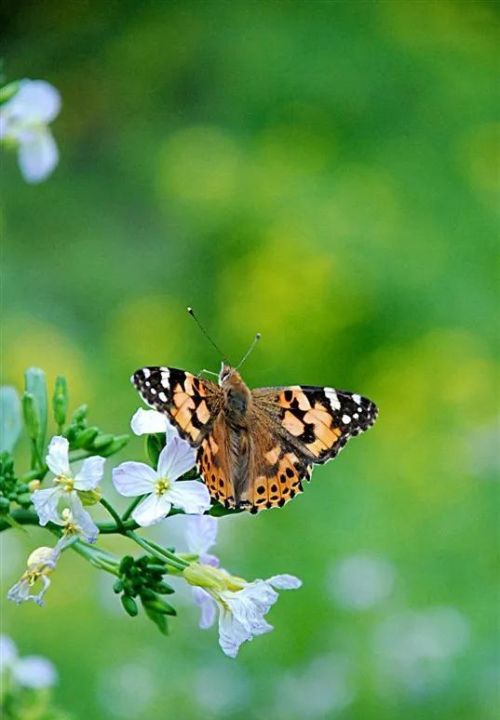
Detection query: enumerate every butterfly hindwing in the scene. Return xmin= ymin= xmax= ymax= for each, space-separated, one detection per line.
xmin=132 ymin=367 xmax=222 ymax=446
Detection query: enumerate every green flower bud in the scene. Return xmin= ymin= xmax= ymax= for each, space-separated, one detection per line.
xmin=73 ymin=427 xmax=99 ymax=449
xmin=98 ymin=435 xmax=129 ymax=457
xmin=119 ymin=555 xmax=134 ymax=574
xmin=113 ymin=579 xmax=124 ymax=594
xmin=78 ymin=487 xmax=102 ymax=506
xmin=24 ymin=368 xmax=48 ymax=453
xmin=142 ymin=597 xmax=176 ymax=616
xmin=153 ymin=582 xmax=175 ymax=595
xmin=71 ymin=404 xmax=88 ymax=425
xmin=92 ymin=433 xmax=114 ymax=451
xmin=52 ymin=375 xmax=68 ymax=428
xmin=22 ymin=392 xmax=40 ymax=441
xmin=121 ymin=595 xmax=138 ymax=617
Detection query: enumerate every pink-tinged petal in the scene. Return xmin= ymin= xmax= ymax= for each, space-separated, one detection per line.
xmin=267 ymin=574 xmax=302 ymax=590
xmin=18 ymin=129 xmax=58 ymax=183
xmin=166 ymin=480 xmax=211 ymax=514
xmin=31 ymin=487 xmax=61 ymax=526
xmin=157 ymin=436 xmax=196 ymax=481
xmin=112 ymin=462 xmax=157 ymax=497
xmin=46 ymin=436 xmax=70 ymax=477
xmin=192 ymin=587 xmax=217 ymax=629
xmin=132 ymin=494 xmax=171 ymax=527
xmin=130 ymin=408 xmax=168 ymax=435
xmin=185 ymin=515 xmax=218 ymax=555
xmin=13 ymin=656 xmax=58 ymax=688
xmin=74 ymin=456 xmax=105 ymax=490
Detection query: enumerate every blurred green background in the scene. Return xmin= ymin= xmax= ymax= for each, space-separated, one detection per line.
xmin=1 ymin=1 xmax=499 ymax=718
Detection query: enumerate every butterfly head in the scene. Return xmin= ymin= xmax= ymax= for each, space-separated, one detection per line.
xmin=219 ymin=362 xmax=240 ymax=386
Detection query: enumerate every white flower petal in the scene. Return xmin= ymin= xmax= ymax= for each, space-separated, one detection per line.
xmin=0 ymin=636 xmax=18 ymax=670
xmin=192 ymin=587 xmax=217 ymax=629
xmin=157 ymin=436 xmax=196 ymax=481
xmin=12 ymin=656 xmax=58 ymax=688
xmin=185 ymin=515 xmax=218 ymax=555
xmin=18 ymin=128 xmax=58 ymax=183
xmin=267 ymin=574 xmax=302 ymax=590
xmin=166 ymin=480 xmax=211 ymax=514
xmin=68 ymin=495 xmax=99 ymax=543
xmin=112 ymin=462 xmax=157 ymax=497
xmin=218 ymin=607 xmax=252 ymax=658
xmin=74 ymin=456 xmax=105 ymax=490
xmin=46 ymin=436 xmax=70 ymax=477
xmin=132 ymin=494 xmax=171 ymax=527
xmin=10 ymin=80 xmax=61 ymax=124
xmin=32 ymin=487 xmax=61 ymax=526
xmin=130 ymin=408 xmax=168 ymax=435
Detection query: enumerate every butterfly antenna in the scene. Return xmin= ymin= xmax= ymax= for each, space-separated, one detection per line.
xmin=187 ymin=307 xmax=228 ymax=361
xmin=236 ymin=332 xmax=261 ymax=370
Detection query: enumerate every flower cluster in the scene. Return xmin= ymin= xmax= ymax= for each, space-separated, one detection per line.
xmin=3 ymin=370 xmax=303 ymax=659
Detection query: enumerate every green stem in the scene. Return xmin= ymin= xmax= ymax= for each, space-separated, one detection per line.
xmin=122 ymin=495 xmax=144 ymax=521
xmin=100 ymin=498 xmax=124 ymax=530
xmin=70 ymin=540 xmax=120 ymax=575
xmin=126 ymin=531 xmax=187 ymax=571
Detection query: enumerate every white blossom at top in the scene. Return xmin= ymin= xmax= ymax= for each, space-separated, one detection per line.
xmin=183 ymin=563 xmax=302 ymax=658
xmin=31 ymin=436 xmax=104 ymax=529
xmin=112 ymin=431 xmax=209 ymax=526
xmin=0 ymin=635 xmax=58 ymax=688
xmin=0 ymin=79 xmax=61 ymax=183
xmin=7 ymin=546 xmax=60 ymax=606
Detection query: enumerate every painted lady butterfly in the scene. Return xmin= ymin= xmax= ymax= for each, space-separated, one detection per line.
xmin=132 ymin=362 xmax=378 ymax=514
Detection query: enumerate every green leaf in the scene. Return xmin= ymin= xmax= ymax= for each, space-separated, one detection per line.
xmin=0 ymin=386 xmax=22 ymax=452
xmin=0 ymin=80 xmax=20 ymax=105
xmin=24 ymin=368 xmax=48 ymax=456
xmin=146 ymin=433 xmax=166 ymax=467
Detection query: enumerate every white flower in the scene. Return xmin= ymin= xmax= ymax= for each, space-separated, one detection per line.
xmin=112 ymin=432 xmax=209 ymax=526
xmin=7 ymin=546 xmax=60 ymax=606
xmin=0 ymin=79 xmax=61 ymax=183
xmin=0 ymin=635 xmax=58 ymax=688
xmin=31 ymin=435 xmax=104 ymax=528
xmin=184 ymin=563 xmax=302 ymax=658
xmin=53 ymin=504 xmax=99 ymax=550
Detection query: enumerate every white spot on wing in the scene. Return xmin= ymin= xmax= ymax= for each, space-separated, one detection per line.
xmin=160 ymin=369 xmax=170 ymax=388
xmin=143 ymin=368 xmax=151 ymax=379
xmin=342 ymin=414 xmax=351 ymax=424
xmin=325 ymin=388 xmax=341 ymax=410
xmin=352 ymin=393 xmax=362 ymax=406
xmin=158 ymin=391 xmax=167 ymax=402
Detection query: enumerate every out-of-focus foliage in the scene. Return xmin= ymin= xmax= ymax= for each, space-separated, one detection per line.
xmin=1 ymin=1 xmax=498 ymax=719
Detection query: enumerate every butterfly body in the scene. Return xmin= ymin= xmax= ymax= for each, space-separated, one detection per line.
xmin=132 ymin=363 xmax=378 ymax=513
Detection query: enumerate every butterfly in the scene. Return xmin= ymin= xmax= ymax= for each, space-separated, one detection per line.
xmin=132 ymin=362 xmax=378 ymax=514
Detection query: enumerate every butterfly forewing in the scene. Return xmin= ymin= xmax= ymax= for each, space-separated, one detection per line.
xmin=252 ymin=385 xmax=378 ymax=463
xmin=132 ymin=367 xmax=222 ymax=446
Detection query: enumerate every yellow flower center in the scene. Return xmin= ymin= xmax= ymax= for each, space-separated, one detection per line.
xmin=54 ymin=475 xmax=74 ymax=492
xmin=155 ymin=477 xmax=170 ymax=496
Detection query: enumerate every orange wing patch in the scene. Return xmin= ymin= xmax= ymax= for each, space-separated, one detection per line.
xmin=196 ymin=418 xmax=236 ymax=509
xmin=277 ymin=387 xmax=343 ymax=461
xmin=248 ymin=448 xmax=312 ymax=514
